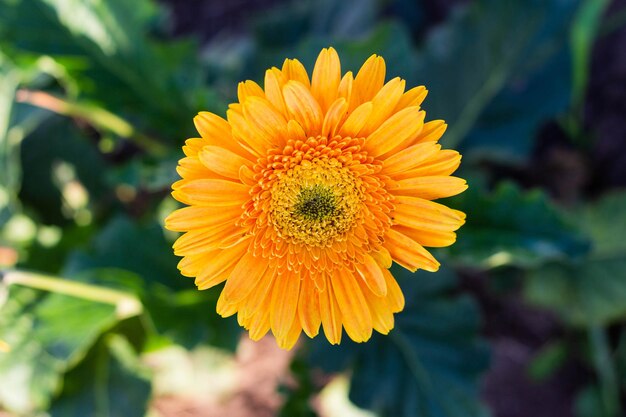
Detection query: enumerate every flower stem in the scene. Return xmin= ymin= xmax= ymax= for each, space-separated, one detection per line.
xmin=15 ymin=89 xmax=168 ymax=156
xmin=588 ymin=324 xmax=619 ymax=417
xmin=2 ymin=269 xmax=142 ymax=319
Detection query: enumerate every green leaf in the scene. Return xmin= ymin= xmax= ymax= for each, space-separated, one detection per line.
xmin=252 ymin=0 xmax=378 ymax=49
xmin=278 ymin=356 xmax=318 ymax=417
xmin=64 ymin=215 xmax=181 ymax=289
xmin=571 ymin=0 xmax=612 ymax=108
xmin=460 ymin=48 xmax=572 ymax=164
xmin=18 ymin=116 xmax=109 ymax=225
xmin=0 ymin=0 xmax=211 ymax=138
xmin=64 ymin=218 xmax=241 ymax=350
xmin=525 ymin=192 xmax=626 ymax=326
xmin=0 ymin=285 xmax=118 ymax=414
xmin=575 ymin=384 xmax=607 ymax=417
xmin=525 ymin=257 xmax=626 ymax=326
xmin=448 ymin=182 xmax=590 ymax=268
xmin=49 ymin=334 xmax=151 ymax=417
xmin=0 ymin=52 xmax=22 ymax=226
xmin=310 ymin=267 xmax=490 ymax=417
xmin=413 ymin=0 xmax=580 ymax=157
xmin=144 ymin=287 xmax=240 ymax=351
xmin=527 ymin=341 xmax=568 ymax=381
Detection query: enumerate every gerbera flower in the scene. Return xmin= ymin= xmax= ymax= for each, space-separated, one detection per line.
xmin=165 ymin=47 xmax=467 ymax=349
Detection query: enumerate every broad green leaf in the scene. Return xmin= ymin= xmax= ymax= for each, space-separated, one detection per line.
xmin=144 ymin=287 xmax=240 ymax=351
xmin=448 ymin=182 xmax=590 ymax=268
xmin=49 ymin=334 xmax=151 ymax=417
xmin=0 ymin=285 xmax=118 ymax=414
xmin=527 ymin=341 xmax=568 ymax=381
xmin=460 ymin=48 xmax=572 ymax=164
xmin=64 ymin=217 xmax=241 ymax=350
xmin=526 ymin=257 xmax=626 ymax=326
xmin=310 ymin=267 xmax=490 ymax=417
xmin=525 ymin=192 xmax=626 ymax=326
xmin=279 ymin=356 xmax=318 ymax=417
xmin=0 ymin=52 xmax=21 ymax=227
xmin=574 ymin=381 xmax=618 ymax=417
xmin=413 ymin=0 xmax=580 ymax=158
xmin=106 ymin=154 xmax=180 ymax=194
xmin=571 ymin=0 xmax=612 ymax=108
xmin=207 ymin=9 xmax=414 ymax=102
xmin=252 ymin=0 xmax=378 ymax=48
xmin=616 ymin=330 xmax=626 ymax=389
xmin=0 ymin=0 xmax=211 ymax=139
xmin=18 ymin=116 xmax=108 ymax=225
xmin=63 ymin=215 xmax=180 ymax=289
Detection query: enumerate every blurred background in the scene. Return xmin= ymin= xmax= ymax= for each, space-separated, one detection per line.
xmin=1 ymin=0 xmax=626 ymax=416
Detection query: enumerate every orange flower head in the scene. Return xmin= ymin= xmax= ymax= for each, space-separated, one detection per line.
xmin=165 ymin=48 xmax=467 ymax=349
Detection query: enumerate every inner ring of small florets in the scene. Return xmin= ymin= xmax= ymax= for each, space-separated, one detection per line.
xmin=269 ymin=158 xmax=364 ymax=247
xmin=294 ymin=184 xmax=337 ymax=221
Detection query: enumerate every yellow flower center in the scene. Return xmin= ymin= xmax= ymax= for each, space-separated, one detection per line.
xmin=241 ymin=135 xmax=393 ymax=273
xmin=269 ymin=158 xmax=364 ymax=247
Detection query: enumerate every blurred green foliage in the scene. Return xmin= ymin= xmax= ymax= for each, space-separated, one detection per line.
xmin=1 ymin=0 xmax=625 ymax=416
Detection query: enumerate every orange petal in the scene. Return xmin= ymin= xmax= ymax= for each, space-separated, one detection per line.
xmin=198 ymin=145 xmax=253 ymax=179
xmin=216 ymin=291 xmax=239 ymax=317
xmin=270 ymin=272 xmax=301 ymax=340
xmin=393 ymin=226 xmax=458 ymax=248
xmin=283 ymin=80 xmax=323 ymax=136
xmin=177 ymin=253 xmax=210 ymax=277
xmin=354 ymin=55 xmax=386 ymax=104
xmin=356 ymin=276 xmax=395 ymax=335
xmin=223 ymin=251 xmax=269 ymax=302
xmin=194 ymin=112 xmax=230 ymax=140
xmin=195 ymin=241 xmax=249 ymax=289
xmin=264 ymin=68 xmax=288 ymax=115
xmin=243 ymin=96 xmax=288 ymax=147
xmin=321 ymin=97 xmax=348 ymax=138
xmin=338 ymin=102 xmax=372 ymax=138
xmin=227 ymin=108 xmax=267 ymax=156
xmin=384 ymin=228 xmax=440 ymax=272
xmin=369 ymin=247 xmax=392 ymax=269
xmin=355 ymin=254 xmax=387 ymax=296
xmin=194 ymin=112 xmax=251 ymax=159
xmin=413 ymin=120 xmax=447 ymax=144
xmin=239 ymin=165 xmax=256 ymax=186
xmin=382 ymin=268 xmax=405 ymax=312
xmin=195 ymin=259 xmax=236 ymax=290
xmin=241 ymin=267 xmax=276 ymax=318
xmin=311 ymin=47 xmax=341 ymax=112
xmin=359 ymin=77 xmax=405 ymax=135
xmin=276 ymin=317 xmax=302 ymax=350
xmin=331 ymin=269 xmax=372 ymax=342
xmin=248 ymin=307 xmax=271 ymax=341
xmin=338 ymin=71 xmax=355 ymax=110
xmin=298 ymin=275 xmax=321 ymax=338
xmin=394 ymin=86 xmax=427 ymax=111
xmin=281 ymin=58 xmax=310 ymax=87
xmin=391 ymin=176 xmax=468 ymax=200
xmin=319 ymin=277 xmax=342 ymax=345
xmin=165 ymin=206 xmax=241 ymax=232
xmin=393 ymin=150 xmax=461 ymax=179
xmin=182 ymin=138 xmax=205 ymax=157
xmin=392 ymin=196 xmax=466 ymax=232
xmin=176 ymin=156 xmax=221 ymax=180
xmin=237 ymin=80 xmax=265 ymax=103
xmin=381 ymin=142 xmax=441 ymax=176
xmin=173 ymin=223 xmax=242 ymax=256
xmin=171 ymin=179 xmax=250 ymax=206
xmin=287 ymin=119 xmax=307 ymax=142
xmin=364 ymin=107 xmax=425 ymax=157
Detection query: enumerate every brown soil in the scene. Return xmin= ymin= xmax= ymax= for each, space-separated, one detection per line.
xmin=152 ymin=336 xmax=294 ymax=417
